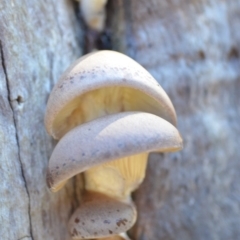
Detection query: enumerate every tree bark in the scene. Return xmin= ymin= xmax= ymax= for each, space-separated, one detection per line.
xmin=107 ymin=0 xmax=240 ymax=239
xmin=0 ymin=1 xmax=83 ymax=239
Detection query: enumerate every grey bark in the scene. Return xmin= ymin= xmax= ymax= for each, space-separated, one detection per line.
xmin=0 ymin=1 xmax=83 ymax=239
xmin=108 ymin=0 xmax=240 ymax=240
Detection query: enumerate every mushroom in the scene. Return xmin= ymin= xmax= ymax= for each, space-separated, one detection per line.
xmin=45 ymin=50 xmax=183 ymax=239
xmin=69 ymin=191 xmax=137 ymax=239
xmin=47 ymin=112 xmax=182 ymax=194
xmin=80 ymin=0 xmax=108 ymax=32
xmin=45 ymin=50 xmax=176 ymax=140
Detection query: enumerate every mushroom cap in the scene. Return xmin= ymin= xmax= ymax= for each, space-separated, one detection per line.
xmin=47 ymin=112 xmax=183 ymax=192
xmin=80 ymin=0 xmax=108 ymax=31
xmin=45 ymin=50 xmax=177 ymax=139
xmin=69 ymin=191 xmax=137 ymax=239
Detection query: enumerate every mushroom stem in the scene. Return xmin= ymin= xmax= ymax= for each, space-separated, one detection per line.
xmin=84 ymin=153 xmax=148 ymax=202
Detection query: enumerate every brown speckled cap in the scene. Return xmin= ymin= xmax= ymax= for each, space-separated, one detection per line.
xmin=47 ymin=112 xmax=182 ymax=192
xmin=45 ymin=50 xmax=177 ymax=140
xmin=68 ymin=191 xmax=137 ymax=239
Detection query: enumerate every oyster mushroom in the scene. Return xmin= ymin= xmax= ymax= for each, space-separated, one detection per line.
xmin=45 ymin=50 xmax=176 ymax=140
xmin=80 ymin=0 xmax=108 ymax=31
xmin=45 ymin=50 xmax=183 ymax=239
xmin=47 ymin=112 xmax=182 ymax=195
xmin=68 ymin=191 xmax=136 ymax=239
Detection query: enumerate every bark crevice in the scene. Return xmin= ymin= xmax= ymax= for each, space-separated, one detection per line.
xmin=0 ymin=39 xmax=34 ymax=240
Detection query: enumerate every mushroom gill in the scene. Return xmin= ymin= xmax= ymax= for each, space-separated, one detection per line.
xmin=84 ymin=153 xmax=148 ymax=201
xmin=51 ymin=86 xmax=175 ymax=140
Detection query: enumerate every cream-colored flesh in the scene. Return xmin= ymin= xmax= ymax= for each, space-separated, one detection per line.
xmin=84 ymin=153 xmax=148 ymax=201
xmin=81 ymin=0 xmax=107 ymax=31
xmin=52 ymin=86 xmax=166 ymax=139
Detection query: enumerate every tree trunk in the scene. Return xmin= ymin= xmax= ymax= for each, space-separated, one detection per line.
xmin=1 ymin=0 xmax=240 ymax=240
xmin=107 ymin=0 xmax=240 ymax=239
xmin=0 ymin=1 xmax=83 ymax=239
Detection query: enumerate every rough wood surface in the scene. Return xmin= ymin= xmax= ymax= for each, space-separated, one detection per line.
xmin=108 ymin=0 xmax=240 ymax=239
xmin=0 ymin=1 xmax=83 ymax=239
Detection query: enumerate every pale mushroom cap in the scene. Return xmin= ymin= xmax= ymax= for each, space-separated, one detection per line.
xmin=84 ymin=153 xmax=148 ymax=200
xmin=81 ymin=0 xmax=108 ymax=31
xmin=45 ymin=50 xmax=177 ymax=139
xmin=47 ymin=112 xmax=183 ymax=192
xmin=69 ymin=191 xmax=137 ymax=239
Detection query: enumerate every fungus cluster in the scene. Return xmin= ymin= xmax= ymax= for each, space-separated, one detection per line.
xmin=45 ymin=50 xmax=183 ymax=239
